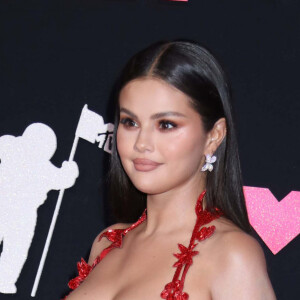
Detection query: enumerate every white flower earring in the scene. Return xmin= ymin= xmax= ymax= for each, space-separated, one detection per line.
xmin=201 ymin=154 xmax=217 ymax=172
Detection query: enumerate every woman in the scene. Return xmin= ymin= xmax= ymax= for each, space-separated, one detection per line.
xmin=64 ymin=40 xmax=276 ymax=299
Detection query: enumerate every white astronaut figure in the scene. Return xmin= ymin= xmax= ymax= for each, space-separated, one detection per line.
xmin=0 ymin=123 xmax=79 ymax=294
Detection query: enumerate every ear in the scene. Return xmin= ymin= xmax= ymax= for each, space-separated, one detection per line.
xmin=204 ymin=117 xmax=227 ymax=155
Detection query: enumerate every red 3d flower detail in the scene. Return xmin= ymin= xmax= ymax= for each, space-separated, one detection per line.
xmin=173 ymin=243 xmax=199 ymax=268
xmin=99 ymin=229 xmax=126 ymax=248
xmin=196 ymin=208 xmax=217 ymax=222
xmin=68 ymin=258 xmax=92 ymax=290
xmin=161 ymin=280 xmax=189 ymax=300
xmin=196 ymin=225 xmax=216 ymax=241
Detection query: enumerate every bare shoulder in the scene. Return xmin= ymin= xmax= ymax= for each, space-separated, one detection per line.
xmin=218 ymin=227 xmax=266 ymax=267
xmin=210 ymin=221 xmax=276 ymax=299
xmin=87 ymin=222 xmax=131 ymax=265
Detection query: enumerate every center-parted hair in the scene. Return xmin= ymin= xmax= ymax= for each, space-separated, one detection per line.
xmin=108 ymin=39 xmax=251 ymax=233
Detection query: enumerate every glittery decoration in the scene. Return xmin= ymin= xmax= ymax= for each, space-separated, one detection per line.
xmin=32 ymin=105 xmax=114 ymax=297
xmin=64 ymin=191 xmax=223 ymax=299
xmin=160 ymin=190 xmax=222 ymax=300
xmin=0 ymin=123 xmax=79 ymax=294
xmin=68 ymin=259 xmax=92 ymax=290
xmin=244 ymin=186 xmax=300 ymax=254
xmin=66 ymin=210 xmax=147 ymax=294
xmin=161 ymin=280 xmax=189 ymax=300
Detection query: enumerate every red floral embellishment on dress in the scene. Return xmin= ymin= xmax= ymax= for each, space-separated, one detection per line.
xmin=195 ymin=225 xmax=216 ymax=241
xmin=64 ymin=191 xmax=223 ymax=300
xmin=68 ymin=258 xmax=92 ymax=289
xmin=173 ymin=243 xmax=199 ymax=268
xmin=161 ymin=190 xmax=223 ymax=300
xmin=95 ymin=229 xmax=127 ymax=261
xmin=161 ymin=280 xmax=189 ymax=300
xmin=64 ymin=210 xmax=147 ymax=298
xmin=99 ymin=229 xmax=125 ymax=246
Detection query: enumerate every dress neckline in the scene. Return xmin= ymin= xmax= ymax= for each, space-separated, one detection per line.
xmin=66 ymin=190 xmax=223 ymax=300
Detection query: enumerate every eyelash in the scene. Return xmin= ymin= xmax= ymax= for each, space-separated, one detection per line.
xmin=119 ymin=118 xmax=177 ymax=131
xmin=158 ymin=120 xmax=177 ymax=131
xmin=119 ymin=117 xmax=138 ymax=128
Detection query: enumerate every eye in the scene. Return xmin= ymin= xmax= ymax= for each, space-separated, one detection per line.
xmin=158 ymin=120 xmax=177 ymax=131
xmin=119 ymin=117 xmax=138 ymax=128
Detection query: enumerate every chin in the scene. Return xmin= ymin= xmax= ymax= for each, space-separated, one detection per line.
xmin=133 ymin=180 xmax=178 ymax=196
xmin=131 ymin=178 xmax=165 ymax=195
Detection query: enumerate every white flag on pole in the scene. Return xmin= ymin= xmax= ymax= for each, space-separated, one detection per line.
xmin=76 ymin=104 xmax=106 ymax=143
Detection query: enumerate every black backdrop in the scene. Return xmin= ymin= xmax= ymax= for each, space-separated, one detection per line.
xmin=0 ymin=0 xmax=299 ymax=299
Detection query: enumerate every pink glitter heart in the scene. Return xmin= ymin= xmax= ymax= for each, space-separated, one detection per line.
xmin=243 ymin=186 xmax=300 ymax=254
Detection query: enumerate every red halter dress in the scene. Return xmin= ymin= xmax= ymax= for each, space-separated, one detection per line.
xmin=63 ymin=190 xmax=223 ymax=300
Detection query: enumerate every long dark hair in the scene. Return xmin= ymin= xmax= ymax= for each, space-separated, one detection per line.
xmin=108 ymin=39 xmax=251 ymax=233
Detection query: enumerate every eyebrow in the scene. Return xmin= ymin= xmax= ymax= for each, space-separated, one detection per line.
xmin=120 ymin=108 xmax=187 ymax=120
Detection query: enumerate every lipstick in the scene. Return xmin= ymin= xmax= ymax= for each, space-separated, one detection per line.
xmin=133 ymin=158 xmax=162 ymax=172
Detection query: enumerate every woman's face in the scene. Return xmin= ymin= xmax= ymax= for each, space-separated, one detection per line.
xmin=117 ymin=77 xmax=210 ymax=195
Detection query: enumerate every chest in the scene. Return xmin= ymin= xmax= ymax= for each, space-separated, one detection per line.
xmin=70 ymin=235 xmax=215 ymax=300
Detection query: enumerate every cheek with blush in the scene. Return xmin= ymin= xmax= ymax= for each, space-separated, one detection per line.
xmin=158 ymin=127 xmax=207 ymax=166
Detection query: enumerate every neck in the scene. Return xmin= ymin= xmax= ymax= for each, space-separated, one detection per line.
xmin=142 ymin=181 xmax=206 ymax=236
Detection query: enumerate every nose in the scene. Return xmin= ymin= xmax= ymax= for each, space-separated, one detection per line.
xmin=134 ymin=127 xmax=154 ymax=153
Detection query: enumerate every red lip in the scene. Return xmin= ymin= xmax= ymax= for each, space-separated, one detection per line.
xmin=133 ymin=158 xmax=161 ymax=166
